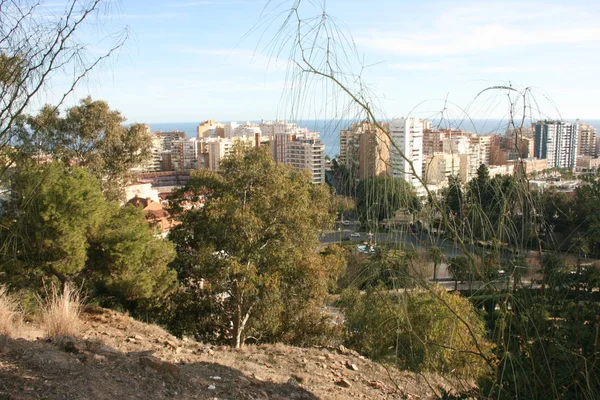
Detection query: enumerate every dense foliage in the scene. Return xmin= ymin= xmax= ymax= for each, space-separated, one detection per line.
xmin=341 ymin=286 xmax=494 ymax=379
xmin=21 ymin=97 xmax=151 ymax=201
xmin=355 ymin=175 xmax=420 ymax=226
xmin=164 ymin=146 xmax=342 ymax=348
xmin=0 ymin=163 xmax=176 ymax=308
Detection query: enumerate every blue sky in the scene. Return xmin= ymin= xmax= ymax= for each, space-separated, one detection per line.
xmin=41 ymin=0 xmax=600 ymax=123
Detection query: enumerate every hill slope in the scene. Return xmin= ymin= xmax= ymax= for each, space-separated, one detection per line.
xmin=0 ymin=307 xmax=467 ymax=399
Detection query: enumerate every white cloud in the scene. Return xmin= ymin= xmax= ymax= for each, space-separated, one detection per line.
xmin=355 ymin=1 xmax=600 ymax=56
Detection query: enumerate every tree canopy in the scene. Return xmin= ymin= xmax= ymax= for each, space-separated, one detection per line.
xmin=23 ymin=97 xmax=151 ymax=201
xmin=355 ymin=175 xmax=420 ymax=225
xmin=166 ymin=146 xmax=338 ymax=347
xmin=0 ymin=162 xmax=176 ymax=306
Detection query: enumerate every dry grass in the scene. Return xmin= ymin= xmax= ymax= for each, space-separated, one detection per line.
xmin=39 ymin=283 xmax=82 ymax=338
xmin=0 ymin=286 xmax=21 ymax=337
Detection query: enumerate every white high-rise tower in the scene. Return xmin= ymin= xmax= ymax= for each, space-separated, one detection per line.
xmin=390 ymin=117 xmax=424 ymax=196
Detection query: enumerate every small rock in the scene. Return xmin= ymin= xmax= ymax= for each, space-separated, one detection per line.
xmin=291 ymin=374 xmax=306 ymax=384
xmin=287 ymin=377 xmax=299 ymax=387
xmin=139 ymin=355 xmax=180 ymax=378
xmin=335 ymin=378 xmax=352 ymax=388
xmin=207 ymin=384 xmax=216 ymax=390
xmin=345 ymin=361 xmax=358 ymax=371
xmin=93 ymin=354 xmax=106 ymax=362
xmin=126 ymin=337 xmax=136 ymax=343
xmin=368 ymin=380 xmax=385 ymax=389
xmin=338 ymin=345 xmax=349 ymax=354
xmin=164 ymin=340 xmax=178 ymax=350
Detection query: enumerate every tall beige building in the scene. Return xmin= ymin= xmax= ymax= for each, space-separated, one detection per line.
xmin=339 ymin=121 xmax=390 ymax=179
xmin=423 ymin=153 xmax=461 ymax=187
xmin=203 ymin=136 xmax=255 ymax=171
xmin=286 ymin=136 xmax=325 ymax=184
xmin=578 ymin=123 xmax=596 ymax=157
xmin=197 ymin=120 xmax=224 ymax=138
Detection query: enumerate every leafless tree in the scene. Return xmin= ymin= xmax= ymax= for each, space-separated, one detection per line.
xmin=0 ymin=0 xmax=127 ymax=169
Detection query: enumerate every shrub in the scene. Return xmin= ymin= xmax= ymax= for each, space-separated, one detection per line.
xmin=39 ymin=283 xmax=82 ymax=338
xmin=341 ymin=286 xmax=495 ymax=379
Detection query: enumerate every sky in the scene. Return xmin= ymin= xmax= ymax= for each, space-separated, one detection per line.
xmin=38 ymin=0 xmax=600 ymax=124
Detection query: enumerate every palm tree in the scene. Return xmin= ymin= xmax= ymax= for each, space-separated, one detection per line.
xmin=428 ymin=246 xmax=445 ymax=283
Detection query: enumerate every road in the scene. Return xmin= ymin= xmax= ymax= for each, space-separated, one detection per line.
xmin=321 ymin=222 xmax=519 ymax=280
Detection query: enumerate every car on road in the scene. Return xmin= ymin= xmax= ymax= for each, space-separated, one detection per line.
xmin=350 ymin=232 xmax=361 ymax=238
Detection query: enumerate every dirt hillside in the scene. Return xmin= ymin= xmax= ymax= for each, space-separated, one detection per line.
xmin=0 ymin=306 xmax=468 ymax=399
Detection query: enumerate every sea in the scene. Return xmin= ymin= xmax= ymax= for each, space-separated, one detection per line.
xmin=148 ymin=119 xmax=600 ymax=159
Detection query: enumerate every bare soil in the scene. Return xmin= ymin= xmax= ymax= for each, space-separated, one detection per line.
xmin=0 ymin=306 xmax=469 ymax=399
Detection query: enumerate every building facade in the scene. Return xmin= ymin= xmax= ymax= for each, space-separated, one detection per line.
xmin=389 ymin=117 xmax=424 ymax=195
xmin=534 ymin=121 xmax=579 ymax=169
xmin=286 ymin=136 xmax=326 ymax=184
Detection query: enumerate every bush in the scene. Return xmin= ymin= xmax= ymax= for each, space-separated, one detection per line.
xmin=39 ymin=283 xmax=82 ymax=338
xmin=341 ymin=286 xmax=494 ymax=379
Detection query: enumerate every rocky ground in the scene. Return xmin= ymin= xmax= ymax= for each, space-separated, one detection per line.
xmin=0 ymin=306 xmax=471 ymax=399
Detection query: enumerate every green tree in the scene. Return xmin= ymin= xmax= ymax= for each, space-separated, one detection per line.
xmin=87 ymin=205 xmax=177 ymax=305
xmin=1 ymin=163 xmax=107 ymax=287
xmin=355 ymin=175 xmax=419 ymax=226
xmin=448 ymin=255 xmax=472 ymax=291
xmin=442 ymin=175 xmax=464 ymax=222
xmin=167 ymin=146 xmax=336 ymax=348
xmin=25 ymin=97 xmax=151 ymax=201
xmin=573 ymin=174 xmax=600 ymax=256
xmin=0 ymin=162 xmax=176 ymax=306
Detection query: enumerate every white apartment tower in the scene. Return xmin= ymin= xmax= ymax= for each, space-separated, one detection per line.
xmin=390 ymin=117 xmax=424 ymax=195
xmin=535 ymin=121 xmax=579 ymax=169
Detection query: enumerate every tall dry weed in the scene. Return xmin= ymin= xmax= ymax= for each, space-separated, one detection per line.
xmin=39 ymin=283 xmax=82 ymax=338
xmin=0 ymin=286 xmax=21 ymax=337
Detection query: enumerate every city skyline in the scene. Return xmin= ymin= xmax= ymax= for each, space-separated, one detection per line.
xmin=37 ymin=0 xmax=600 ymax=123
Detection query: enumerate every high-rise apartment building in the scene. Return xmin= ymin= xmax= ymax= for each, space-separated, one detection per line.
xmin=389 ymin=117 xmax=424 ymax=195
xmin=286 ymin=136 xmax=325 ymax=184
xmin=442 ymin=135 xmax=487 ymax=183
xmin=197 ymin=120 xmax=224 ymax=138
xmin=534 ymin=121 xmax=579 ymax=169
xmin=272 ymin=132 xmax=294 ymax=163
xmin=339 ymin=127 xmax=361 ymax=169
xmin=172 ymin=138 xmax=199 ymax=171
xmin=158 ymin=130 xmax=186 ymax=152
xmin=422 ymin=130 xmax=446 ymax=156
xmin=133 ymin=126 xmax=163 ymax=173
xmin=423 ymin=153 xmax=461 ymax=187
xmin=577 ymin=123 xmax=596 ymax=157
xmin=339 ymin=121 xmax=390 ymax=179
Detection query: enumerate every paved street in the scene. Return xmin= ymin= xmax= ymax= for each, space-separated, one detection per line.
xmin=321 ymin=222 xmax=521 ymax=281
